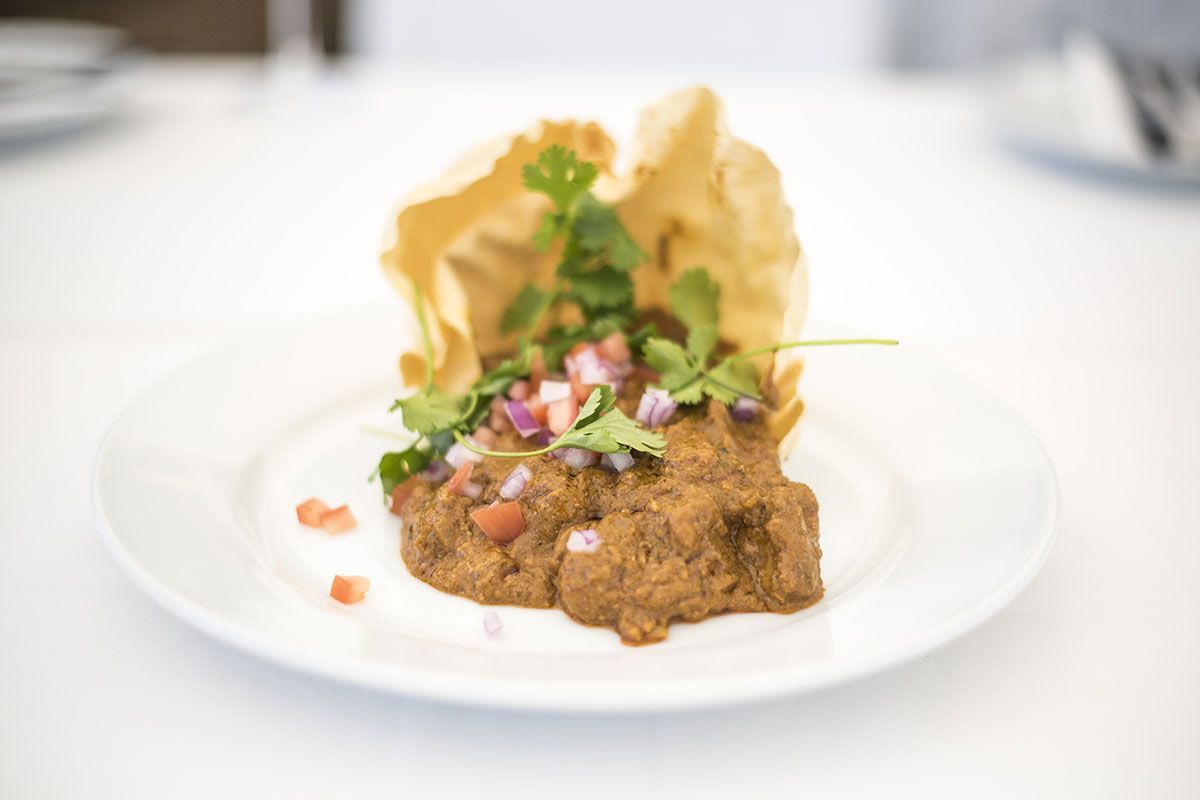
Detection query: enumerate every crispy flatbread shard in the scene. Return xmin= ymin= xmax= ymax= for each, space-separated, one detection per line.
xmin=380 ymin=87 xmax=808 ymax=452
xmin=380 ymin=121 xmax=616 ymax=394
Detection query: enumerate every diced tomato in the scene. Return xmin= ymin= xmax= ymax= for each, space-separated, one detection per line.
xmin=448 ymin=462 xmax=474 ymax=495
xmin=470 ymin=501 xmax=526 ymax=543
xmin=330 ymin=574 xmax=370 ymax=604
xmin=489 ymin=395 xmax=512 ymax=433
xmin=569 ymin=372 xmax=596 ymax=404
xmin=598 ymin=331 xmax=631 ymax=363
xmin=530 ymin=348 xmax=547 ymax=391
xmin=527 ymin=395 xmax=550 ymax=425
xmin=473 ymin=426 xmax=498 ymax=448
xmin=320 ymin=504 xmax=358 ymax=533
xmin=508 ymin=380 xmax=530 ymax=401
xmin=548 ymin=395 xmax=579 ymax=435
xmin=296 ymin=497 xmax=330 ymax=527
xmin=389 ymin=478 xmax=419 ymax=516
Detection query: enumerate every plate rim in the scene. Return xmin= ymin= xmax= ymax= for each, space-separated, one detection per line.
xmin=91 ymin=310 xmax=1060 ymax=713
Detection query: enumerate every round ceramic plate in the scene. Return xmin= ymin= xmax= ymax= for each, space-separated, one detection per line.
xmin=92 ymin=308 xmax=1058 ymax=712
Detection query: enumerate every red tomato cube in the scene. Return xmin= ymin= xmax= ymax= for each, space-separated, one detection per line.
xmin=320 ymin=504 xmax=358 ymax=534
xmin=330 ymin=575 xmax=369 ymax=604
xmin=296 ymin=497 xmax=330 ymax=527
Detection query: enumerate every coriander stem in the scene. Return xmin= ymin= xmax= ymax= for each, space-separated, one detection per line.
xmin=727 ymin=338 xmax=899 ymax=363
xmin=411 ymin=280 xmax=436 ymax=393
xmin=453 ymin=429 xmax=559 ymax=459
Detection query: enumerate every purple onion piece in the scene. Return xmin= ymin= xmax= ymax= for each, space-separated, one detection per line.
xmin=636 ymin=387 xmax=676 ymax=428
xmin=505 ymin=399 xmax=541 ymax=438
xmin=422 ymin=459 xmax=451 ymax=484
xmin=635 ymin=387 xmax=663 ymax=426
xmin=499 ymin=463 xmax=532 ymax=500
xmin=731 ymin=396 xmax=760 ymax=422
xmin=482 ymin=610 xmax=503 ymax=636
xmin=604 ymin=358 xmax=634 ymax=378
xmin=600 ymin=452 xmax=635 ymax=472
xmin=536 ymin=428 xmax=556 ymax=447
xmin=559 ymin=447 xmax=600 ymax=469
xmin=573 ymin=351 xmax=610 ymax=386
xmin=648 ymin=395 xmax=678 ymax=427
xmin=566 ymin=529 xmax=601 ymax=553
xmin=460 ymin=480 xmax=483 ymax=500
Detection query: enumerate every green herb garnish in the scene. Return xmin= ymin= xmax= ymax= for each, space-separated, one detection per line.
xmin=500 ymin=145 xmax=647 ymax=358
xmin=372 ymin=147 xmax=897 ymax=502
xmin=454 ymin=385 xmax=666 ymax=460
xmin=642 ymin=266 xmax=898 ymax=405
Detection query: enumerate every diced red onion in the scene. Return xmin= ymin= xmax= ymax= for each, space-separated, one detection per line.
xmin=539 ymin=380 xmax=572 ymax=404
xmin=505 ymin=400 xmax=541 ymax=438
xmin=459 ymin=479 xmax=482 ymax=500
xmin=731 ymin=396 xmax=760 ymax=421
xmin=576 ymin=350 xmax=609 ymax=385
xmin=600 ymin=358 xmax=632 ymax=379
xmin=422 ymin=460 xmax=451 ymax=483
xmin=558 ymin=447 xmax=600 ymax=469
xmin=636 ymin=387 xmax=677 ymax=428
xmin=446 ymin=441 xmax=485 ymax=468
xmin=566 ymin=529 xmax=601 ymax=553
xmin=600 ymin=452 xmax=635 ymax=472
xmin=482 ymin=610 xmax=503 ymax=636
xmin=499 ymin=464 xmax=532 ymax=500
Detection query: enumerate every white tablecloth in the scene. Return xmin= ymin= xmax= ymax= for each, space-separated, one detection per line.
xmin=2 ymin=58 xmax=1198 ymax=798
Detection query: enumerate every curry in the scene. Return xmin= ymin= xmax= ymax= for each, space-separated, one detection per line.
xmin=399 ymin=380 xmax=822 ymax=645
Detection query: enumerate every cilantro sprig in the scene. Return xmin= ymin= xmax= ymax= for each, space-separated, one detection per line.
xmin=501 ymin=146 xmax=647 ymax=358
xmin=642 ymin=267 xmax=898 ymax=405
xmin=372 ymin=147 xmax=896 ymax=503
xmin=453 ymin=385 xmax=666 ymax=460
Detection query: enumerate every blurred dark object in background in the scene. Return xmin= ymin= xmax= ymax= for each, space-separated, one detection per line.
xmin=0 ymin=0 xmax=342 ymax=54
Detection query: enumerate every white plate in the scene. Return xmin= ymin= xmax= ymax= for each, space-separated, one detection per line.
xmin=92 ymin=308 xmax=1058 ymax=712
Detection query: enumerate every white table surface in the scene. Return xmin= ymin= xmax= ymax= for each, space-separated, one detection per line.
xmin=2 ymin=58 xmax=1198 ymax=798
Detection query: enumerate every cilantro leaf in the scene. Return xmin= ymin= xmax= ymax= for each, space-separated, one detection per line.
xmin=559 ymin=407 xmax=667 ymax=457
xmin=625 ymin=322 xmax=658 ymax=354
xmin=569 ymin=265 xmax=634 ymax=312
xmin=522 ymin=146 xmax=598 ymax=215
xmin=642 ymin=337 xmax=700 ymax=391
xmin=472 ymin=348 xmax=532 ymax=397
xmin=501 ymin=283 xmax=553 ymax=335
xmin=554 ymin=386 xmax=667 ymax=457
xmin=707 ymin=358 xmax=759 ymax=397
xmin=532 ymin=214 xmax=564 ymax=252
xmin=373 ymin=446 xmax=432 ymax=496
xmin=571 ymin=194 xmax=645 ymax=271
xmin=669 ymin=267 xmax=720 ymax=331
xmin=686 ymin=324 xmax=717 ymax=363
xmin=392 ymin=390 xmax=464 ymax=436
xmin=671 ymin=381 xmax=705 ymax=405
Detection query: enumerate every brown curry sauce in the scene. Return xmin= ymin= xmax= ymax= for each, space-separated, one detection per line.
xmin=400 ymin=385 xmax=822 ymax=645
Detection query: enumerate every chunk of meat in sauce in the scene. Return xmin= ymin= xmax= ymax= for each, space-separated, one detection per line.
xmin=400 ymin=394 xmax=821 ymax=645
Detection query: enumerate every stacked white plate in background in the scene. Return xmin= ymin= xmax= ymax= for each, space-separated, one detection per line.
xmin=0 ymin=18 xmax=139 ymax=142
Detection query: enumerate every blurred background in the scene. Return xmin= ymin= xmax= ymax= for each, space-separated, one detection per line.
xmin=1 ymin=0 xmax=1198 ymax=332
xmin=3 ymin=3 xmax=1200 ymax=797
